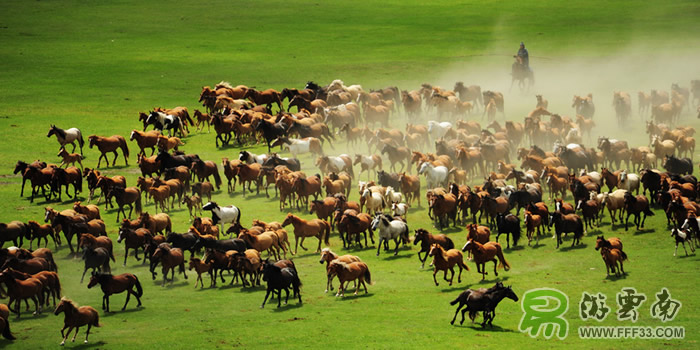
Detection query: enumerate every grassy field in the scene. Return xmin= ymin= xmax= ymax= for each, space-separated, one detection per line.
xmin=1 ymin=0 xmax=700 ymax=348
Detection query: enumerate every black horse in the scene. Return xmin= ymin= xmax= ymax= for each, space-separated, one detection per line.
xmin=663 ymin=155 xmax=693 ymax=175
xmin=508 ymin=188 xmax=541 ymax=216
xmin=496 ymin=213 xmax=520 ymax=248
xmin=191 ymin=235 xmax=248 ymax=253
xmin=262 ymin=154 xmax=301 ymax=172
xmin=549 ymin=211 xmax=584 ymax=248
xmin=377 ymin=170 xmax=401 ymax=190
xmin=165 ymin=232 xmax=198 ymax=257
xmin=640 ymin=169 xmax=662 ymax=204
xmin=449 ymin=282 xmax=519 ymax=327
xmin=260 ymin=260 xmax=302 ymax=308
xmin=559 ymin=148 xmax=593 ymax=174
xmin=253 ymin=118 xmax=289 ymax=153
xmin=155 ymin=151 xmax=200 ymax=173
xmin=304 ymin=81 xmax=328 ymax=101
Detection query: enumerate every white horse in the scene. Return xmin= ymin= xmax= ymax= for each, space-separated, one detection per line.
xmin=355 ymin=154 xmax=382 ymax=180
xmin=385 ymin=186 xmax=404 ymax=204
xmin=579 ymin=169 xmax=603 ymax=187
xmin=427 ymin=121 xmax=452 ymax=140
xmin=202 ymin=201 xmax=241 ymax=236
xmin=618 ymin=171 xmax=640 ymax=194
xmin=276 ymin=137 xmax=323 ymax=159
xmin=239 ymin=150 xmax=268 ymax=165
xmin=361 ymin=188 xmax=385 ymax=214
xmin=371 ymin=214 xmax=409 ymax=256
xmin=47 ymin=125 xmax=85 ymax=154
xmin=418 ymin=162 xmax=448 ymax=189
xmin=148 ymin=111 xmax=185 ymax=137
xmin=671 ymin=228 xmax=696 ymax=256
xmin=391 ymin=202 xmax=409 ymax=220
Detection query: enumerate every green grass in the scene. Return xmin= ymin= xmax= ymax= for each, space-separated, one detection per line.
xmin=1 ymin=0 xmax=700 ymax=348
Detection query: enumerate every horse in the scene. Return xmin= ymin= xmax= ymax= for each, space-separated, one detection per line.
xmin=327 ymin=261 xmax=371 ymax=297
xmin=79 ymin=234 xmax=115 ymax=263
xmin=147 ymin=111 xmax=187 ymax=137
xmin=449 ymin=282 xmax=501 ymax=326
xmin=202 ymin=202 xmax=241 ymax=237
xmin=602 ymin=189 xmax=627 ymax=226
xmin=371 ymin=214 xmax=409 ymax=256
xmin=671 ymin=228 xmax=696 ymax=256
xmin=461 ymin=239 xmax=510 ymax=280
xmin=47 ymin=125 xmax=84 ymax=154
xmin=523 ymin=211 xmax=543 ymax=246
xmin=80 ymin=247 xmax=111 ymax=283
xmin=106 ymin=186 xmax=142 ymax=223
xmin=129 ymin=130 xmax=160 ymax=156
xmin=54 ymin=298 xmax=100 ymax=345
xmin=600 ymin=247 xmax=626 ymax=277
xmin=0 ymin=270 xmax=43 ymax=318
xmin=623 ymin=192 xmax=654 ymax=231
xmin=88 ymin=135 xmax=129 ymax=168
xmin=511 ymin=56 xmax=534 ymax=91
xmin=188 ymin=257 xmax=212 ymax=288
xmin=577 ymin=198 xmax=601 ymax=230
xmin=428 ymin=244 xmax=469 ymax=286
xmin=663 ymin=154 xmax=693 ymax=175
xmin=260 ymin=261 xmax=302 ymax=308
xmin=418 ymin=162 xmax=449 ymax=189
xmin=319 ymin=248 xmax=361 ymax=293
xmin=87 ymin=272 xmax=143 ymax=313
xmin=495 ymin=213 xmax=520 ymax=248
xmin=549 ymin=211 xmax=584 ymax=248
xmin=117 ymin=227 xmax=151 ymax=266
xmin=150 ymin=244 xmax=187 ymax=286
xmin=237 ymin=230 xmax=282 ymax=260
xmin=618 ymin=171 xmax=640 ymax=195
xmin=25 ymin=220 xmax=58 ymax=249
xmin=282 ymin=213 xmax=330 ymax=254
xmin=508 ymin=187 xmax=541 ymax=216
xmin=452 ymin=283 xmax=518 ymax=328
xmin=0 ymin=221 xmax=26 ymax=249
xmin=413 ymin=228 xmax=454 ymax=268
xmin=190 ymin=159 xmax=222 ymax=190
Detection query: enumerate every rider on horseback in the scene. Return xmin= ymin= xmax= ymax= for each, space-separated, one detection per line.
xmin=516 ymin=42 xmax=530 ymax=70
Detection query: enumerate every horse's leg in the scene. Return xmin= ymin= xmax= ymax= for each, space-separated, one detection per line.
xmin=71 ymin=326 xmax=79 ymax=342
xmin=394 ymin=238 xmax=400 ymax=256
xmin=451 ymin=302 xmax=463 ymax=325
xmin=433 ymin=268 xmax=439 ymax=286
xmin=492 ymin=258 xmax=499 ymax=276
xmin=460 ymin=306 xmax=470 ymax=325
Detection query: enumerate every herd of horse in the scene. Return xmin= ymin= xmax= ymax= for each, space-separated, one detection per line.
xmin=4 ymin=77 xmax=700 ymax=343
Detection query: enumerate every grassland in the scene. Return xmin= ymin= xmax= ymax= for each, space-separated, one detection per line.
xmin=1 ymin=0 xmax=700 ymax=348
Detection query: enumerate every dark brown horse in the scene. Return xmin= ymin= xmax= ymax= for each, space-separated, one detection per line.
xmin=150 ymin=244 xmax=187 ymax=286
xmin=413 ymin=228 xmax=454 ymax=268
xmin=0 ymin=270 xmax=43 ymax=318
xmin=87 ymin=272 xmax=143 ymax=312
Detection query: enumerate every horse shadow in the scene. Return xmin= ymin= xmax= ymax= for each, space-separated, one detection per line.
xmin=472 ymin=276 xmax=511 ymax=285
xmin=436 ymin=284 xmax=470 ymax=293
xmin=504 ymin=245 xmax=524 ymax=252
xmin=151 ymin=280 xmax=189 ymax=288
xmin=383 ymin=253 xmax=413 ymax=261
xmin=434 ymin=226 xmax=463 ymax=234
xmin=633 ymin=228 xmax=655 ymax=235
xmin=333 ymin=292 xmax=374 ymax=301
xmin=42 ymin=340 xmax=108 ymax=349
xmin=559 ymin=243 xmax=588 ymax=252
xmin=271 ymin=301 xmax=305 ymax=312
xmin=237 ymin=285 xmax=266 ymax=293
xmin=454 ymin=323 xmax=519 ymax=333
xmin=101 ymin=306 xmax=145 ymax=317
xmin=604 ymin=272 xmax=629 ymax=281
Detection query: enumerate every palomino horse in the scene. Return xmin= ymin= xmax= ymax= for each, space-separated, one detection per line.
xmin=88 ymin=135 xmax=130 ymax=167
xmin=428 ymin=244 xmax=469 ymax=286
xmin=327 ymin=261 xmax=372 ymax=297
xmin=47 ymin=125 xmax=84 ymax=154
xmin=461 ymin=239 xmax=510 ymax=280
xmin=87 ymin=272 xmax=143 ymax=312
xmin=282 ymin=213 xmax=330 ymax=254
xmin=413 ymin=228 xmax=454 ymax=268
xmin=54 ymin=298 xmax=100 ymax=345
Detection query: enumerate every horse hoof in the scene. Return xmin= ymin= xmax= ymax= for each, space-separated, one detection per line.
xmin=84 ymin=340 xmax=88 ymax=344
xmin=60 ymin=342 xmax=65 ymax=346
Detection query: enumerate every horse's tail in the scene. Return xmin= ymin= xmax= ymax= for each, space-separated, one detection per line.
xmin=133 ymin=274 xmax=143 ymax=298
xmin=235 ymin=207 xmax=242 ymax=232
xmin=77 ymin=129 xmax=85 ymax=152
xmin=212 ymin=167 xmax=222 ymax=190
xmin=135 ymin=192 xmax=143 ymax=216
xmin=76 ymin=174 xmax=83 ymax=193
xmin=364 ymin=267 xmax=372 ymax=285
xmin=183 ymin=109 xmax=195 ymax=128
xmin=1 ymin=318 xmax=15 ymax=340
xmin=496 ymin=244 xmax=510 ymax=271
xmin=323 ymin=220 xmax=331 ymax=246
xmin=92 ymin=311 xmax=101 ymax=327
xmin=619 ymin=249 xmax=629 ymax=261
xmin=45 ymin=251 xmax=58 ymax=272
xmin=458 ymin=253 xmax=470 ymax=271
xmin=450 ymin=290 xmax=470 ymax=306
xmin=119 ymin=136 xmax=130 ymax=159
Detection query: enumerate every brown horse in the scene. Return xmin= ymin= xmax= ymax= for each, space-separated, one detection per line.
xmin=428 ymin=244 xmax=469 ymax=286
xmin=0 ymin=270 xmax=43 ymax=318
xmin=0 ymin=304 xmax=15 ymax=340
xmin=107 ymin=186 xmax=142 ymax=223
xmin=600 ymin=247 xmax=626 ymax=277
xmin=244 ymin=88 xmax=283 ymax=110
xmin=461 ymin=239 xmax=510 ymax=280
xmin=601 ymin=168 xmax=620 ymax=193
xmin=4 ymin=268 xmax=61 ymax=309
xmin=25 ymin=220 xmax=58 ymax=249
xmin=88 ymin=135 xmax=129 ymax=168
xmin=73 ymin=201 xmax=101 ymax=221
xmin=523 ymin=211 xmax=543 ymax=246
xmin=465 ymin=224 xmax=491 ymax=258
xmin=237 ymin=230 xmax=282 ymax=260
xmin=188 ymin=257 xmax=212 ymax=289
xmin=150 ymin=244 xmax=187 ymax=286
xmin=139 ymin=212 xmax=171 ymax=235
xmin=79 ymin=234 xmax=115 ymax=262
xmin=293 ymin=175 xmax=322 ymax=209
xmin=319 ymin=248 xmax=361 ymax=293
xmin=282 ymin=213 xmax=330 ymax=254
xmin=54 ymin=298 xmax=100 ymax=345
xmin=148 ymin=185 xmax=170 ymax=213
xmin=327 ymin=261 xmax=372 ymax=297
xmin=57 ymin=148 xmax=84 ymax=169
xmin=398 ymin=172 xmax=421 ymax=207
xmin=129 ymin=130 xmax=160 ymax=156
xmin=117 ymin=227 xmax=152 ymax=266
xmin=87 ymin=273 xmax=143 ymax=313
xmin=413 ymin=228 xmax=454 ymax=268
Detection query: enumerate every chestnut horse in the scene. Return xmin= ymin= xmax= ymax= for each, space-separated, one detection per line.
xmin=428 ymin=244 xmax=469 ymax=286
xmin=0 ymin=270 xmax=43 ymax=318
xmin=282 ymin=213 xmax=330 ymax=254
xmin=327 ymin=261 xmax=372 ymax=297
xmin=461 ymin=239 xmax=510 ymax=280
xmin=150 ymin=244 xmax=187 ymax=286
xmin=413 ymin=228 xmax=454 ymax=268
xmin=88 ymin=135 xmax=129 ymax=168
xmin=54 ymin=298 xmax=100 ymax=345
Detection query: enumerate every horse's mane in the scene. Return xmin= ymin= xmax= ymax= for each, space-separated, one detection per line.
xmin=216 ymin=81 xmax=234 ymax=89
xmin=52 ymin=126 xmax=66 ymax=139
xmin=60 ymin=297 xmax=79 ymax=309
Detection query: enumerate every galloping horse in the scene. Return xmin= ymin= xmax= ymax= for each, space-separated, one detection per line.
xmin=327 ymin=261 xmax=371 ymax=297
xmin=282 ymin=213 xmax=330 ymax=254
xmin=202 ymin=202 xmax=241 ymax=237
xmin=48 ymin=125 xmax=84 ymax=154
xmin=88 ymin=135 xmax=129 ymax=167
xmin=461 ymin=239 xmax=510 ymax=280
xmin=413 ymin=228 xmax=454 ymax=268
xmin=371 ymin=214 xmax=409 ymax=256
xmin=428 ymin=244 xmax=469 ymax=286
xmin=260 ymin=261 xmax=302 ymax=308
xmin=87 ymin=272 xmax=143 ymax=312
xmin=54 ymin=298 xmax=100 ymax=345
